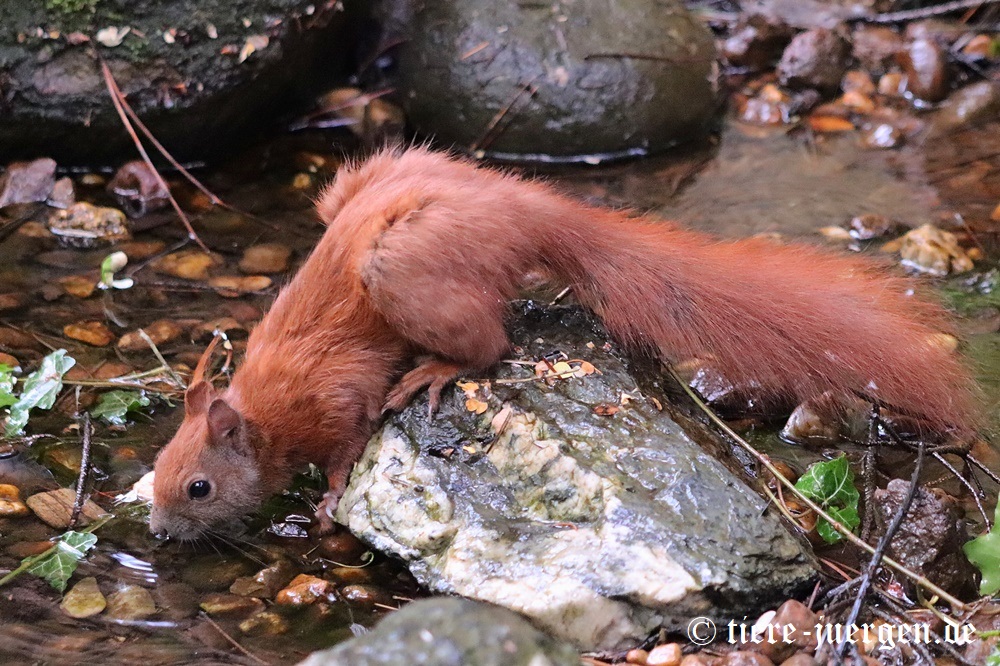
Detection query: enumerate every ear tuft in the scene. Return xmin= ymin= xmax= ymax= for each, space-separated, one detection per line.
xmin=207 ymin=398 xmax=243 ymax=442
xmin=184 ymin=381 xmax=216 ymax=416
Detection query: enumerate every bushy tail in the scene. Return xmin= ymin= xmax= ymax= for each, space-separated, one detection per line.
xmin=551 ymin=210 xmax=980 ymax=435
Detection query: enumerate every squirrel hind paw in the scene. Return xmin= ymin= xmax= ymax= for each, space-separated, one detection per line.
xmin=383 ymin=359 xmax=467 ymax=414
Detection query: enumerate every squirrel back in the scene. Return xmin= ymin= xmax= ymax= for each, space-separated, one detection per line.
xmin=150 ymin=147 xmax=980 ymax=539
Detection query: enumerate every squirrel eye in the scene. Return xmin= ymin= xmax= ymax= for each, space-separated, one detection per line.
xmin=188 ymin=480 xmax=212 ymax=500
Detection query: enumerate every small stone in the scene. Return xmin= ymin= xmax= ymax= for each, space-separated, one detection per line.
xmin=851 ymin=26 xmax=903 ymax=75
xmin=239 ymin=611 xmax=290 ymax=636
xmin=58 ymin=275 xmax=97 ymax=299
xmin=105 ymin=585 xmax=157 ymax=620
xmin=339 ymin=584 xmax=390 ymax=608
xmin=47 ymin=203 xmax=130 ymax=249
xmin=0 ymin=484 xmax=30 ymax=518
xmin=239 ymin=243 xmax=292 ymax=274
xmin=899 ymin=224 xmax=974 ymax=275
xmin=115 ymin=240 xmax=168 ymax=260
xmin=848 ymin=214 xmax=898 ymax=240
xmin=841 ymin=70 xmax=876 ymax=95
xmin=724 ymin=652 xmax=774 ymax=666
xmin=935 ymin=82 xmax=1000 ymax=130
xmin=107 ymin=161 xmax=170 ymax=218
xmin=192 ymin=317 xmax=248 ymax=343
xmin=722 ymin=15 xmax=794 ymax=70
xmin=152 ymin=250 xmax=221 ymax=280
xmin=316 ymin=532 xmax=369 ymax=563
xmin=328 ymin=566 xmax=372 ymax=585
xmin=626 ymin=648 xmax=650 ymax=664
xmin=807 ymin=115 xmax=854 ymax=133
xmin=18 ymin=221 xmax=53 ymax=239
xmin=25 ymin=488 xmax=108 ymax=528
xmin=817 ymin=226 xmax=852 ymax=241
xmin=42 ymin=447 xmax=83 ymax=475
xmin=61 ymin=577 xmax=107 ymax=619
xmin=777 ymin=28 xmax=850 ymax=92
xmin=6 ymin=540 xmax=54 ymax=558
xmin=274 ymin=574 xmax=332 ymax=606
xmin=647 ymin=643 xmax=683 ymax=666
xmin=0 ymin=158 xmax=57 ymax=207
xmin=199 ymin=593 xmax=265 ymax=617
xmin=47 ymin=177 xmax=75 ymax=209
xmin=117 ymin=319 xmax=184 ymax=352
xmin=755 ymin=600 xmax=819 ymax=662
xmin=680 ymin=655 xmax=713 ymax=666
xmin=861 ymin=123 xmax=903 ymax=149
xmin=878 ymin=72 xmax=906 ymax=97
xmin=230 ymin=559 xmax=297 ymax=599
xmin=779 ymin=655 xmax=817 ymax=666
xmin=64 ymin=321 xmax=116 ymax=347
xmin=0 ymin=352 xmax=19 ymax=368
xmin=898 ymin=38 xmax=950 ymax=103
xmin=208 ymin=275 xmax=272 ymax=296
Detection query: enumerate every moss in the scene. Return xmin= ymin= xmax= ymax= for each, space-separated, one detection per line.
xmin=44 ymin=0 xmax=99 ymax=16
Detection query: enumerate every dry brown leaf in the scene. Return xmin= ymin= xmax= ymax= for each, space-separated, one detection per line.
xmin=64 ymin=321 xmax=115 ymax=347
xmin=808 ymin=115 xmax=855 ymax=133
xmin=208 ymin=275 xmax=272 ymax=296
xmin=465 ymin=397 xmax=488 ymax=414
xmin=25 ymin=488 xmax=108 ymax=528
xmin=59 ymin=275 xmax=96 ymax=299
xmin=456 ymin=381 xmax=480 ymax=398
xmin=593 ymin=404 xmax=619 ymax=416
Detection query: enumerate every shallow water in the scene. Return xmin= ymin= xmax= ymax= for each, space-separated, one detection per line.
xmin=0 ymin=110 xmax=998 ymax=664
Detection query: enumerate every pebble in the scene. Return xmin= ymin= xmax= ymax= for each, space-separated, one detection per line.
xmin=878 ymin=72 xmax=906 ymax=97
xmin=107 ymin=161 xmax=170 ymax=218
xmin=26 ymin=488 xmax=108 ymax=528
xmin=115 ymin=240 xmax=168 ymax=260
xmin=63 ymin=321 xmax=116 ymax=347
xmin=192 ymin=317 xmax=247 ymax=343
xmin=0 ymin=292 xmax=28 ymax=312
xmin=851 ymin=25 xmax=903 ymax=75
xmin=208 ymin=275 xmax=272 ymax=296
xmin=721 ymin=15 xmax=794 ymax=70
xmin=316 ymin=532 xmax=369 ymax=563
xmin=239 ymin=243 xmax=292 ymax=274
xmin=152 ymin=250 xmax=221 ymax=280
xmin=199 ymin=593 xmax=266 ymax=617
xmin=935 ymin=81 xmax=1000 ymax=129
xmin=0 ymin=484 xmax=30 ymax=518
xmin=117 ymin=319 xmax=184 ymax=352
xmin=275 ymin=574 xmax=332 ymax=606
xmin=899 ymin=224 xmax=974 ymax=275
xmin=724 ymin=652 xmax=774 ymax=666
xmin=47 ymin=203 xmax=131 ymax=248
xmin=47 ymin=177 xmax=75 ymax=209
xmin=898 ymin=38 xmax=949 ymax=103
xmin=0 ymin=158 xmax=57 ymax=207
xmin=58 ymin=275 xmax=97 ymax=299
xmin=779 ymin=655 xmax=817 ymax=666
xmin=61 ymin=577 xmax=107 ymax=619
xmin=105 ymin=585 xmax=157 ymax=620
xmin=0 ymin=352 xmax=19 ymax=368
xmin=239 ymin=610 xmax=290 ymax=636
xmin=626 ymin=648 xmax=650 ymax=664
xmin=230 ymin=559 xmax=297 ymax=598
xmin=848 ymin=214 xmax=898 ymax=240
xmin=647 ymin=643 xmax=683 ymax=666
xmin=777 ymin=28 xmax=850 ymax=91
xmin=339 ymin=583 xmax=390 ymax=609
xmin=42 ymin=447 xmax=83 ymax=475
xmin=754 ymin=600 xmax=819 ymax=662
xmin=861 ymin=123 xmax=903 ymax=149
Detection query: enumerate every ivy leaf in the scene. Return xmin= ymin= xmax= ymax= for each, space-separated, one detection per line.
xmin=90 ymin=390 xmax=151 ymax=426
xmin=987 ymin=644 xmax=1000 ymax=666
xmin=25 ymin=531 xmax=98 ymax=593
xmin=965 ymin=501 xmax=1000 ymax=597
xmin=4 ymin=350 xmax=76 ymax=437
xmin=0 ymin=364 xmax=16 ymax=409
xmin=795 ymin=455 xmax=861 ymax=545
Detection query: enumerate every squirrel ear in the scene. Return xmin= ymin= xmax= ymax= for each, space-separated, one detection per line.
xmin=184 ymin=381 xmax=216 ymax=416
xmin=207 ymin=398 xmax=244 ymax=444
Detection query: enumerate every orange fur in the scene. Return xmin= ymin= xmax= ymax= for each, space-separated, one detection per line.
xmin=150 ymin=147 xmax=980 ymax=538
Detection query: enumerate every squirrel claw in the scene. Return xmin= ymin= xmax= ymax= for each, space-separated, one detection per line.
xmin=383 ymin=358 xmax=466 ymax=414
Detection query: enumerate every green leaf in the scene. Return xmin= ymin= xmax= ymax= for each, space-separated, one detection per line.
xmin=4 ymin=350 xmax=76 ymax=437
xmin=987 ymin=644 xmax=1000 ymax=666
xmin=90 ymin=390 xmax=151 ymax=426
xmin=0 ymin=364 xmax=16 ymax=409
xmin=795 ymin=455 xmax=861 ymax=545
xmin=25 ymin=531 xmax=98 ymax=593
xmin=965 ymin=501 xmax=1000 ymax=597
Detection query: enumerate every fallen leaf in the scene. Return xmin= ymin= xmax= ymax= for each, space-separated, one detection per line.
xmin=152 ymin=250 xmax=221 ymax=280
xmin=58 ymin=275 xmax=96 ymax=299
xmin=465 ymin=398 xmax=488 ymax=414
xmin=26 ymin=531 xmax=98 ymax=592
xmin=208 ymin=275 xmax=272 ymax=296
xmin=64 ymin=321 xmax=115 ymax=347
xmin=117 ymin=319 xmax=184 ymax=352
xmin=593 ymin=404 xmax=619 ymax=416
xmin=25 ymin=488 xmax=108 ymax=528
xmin=456 ymin=381 xmax=479 ymax=398
xmin=808 ymin=115 xmax=855 ymax=133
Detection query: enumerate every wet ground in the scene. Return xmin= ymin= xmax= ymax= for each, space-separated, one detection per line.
xmin=0 ymin=108 xmax=998 ymax=664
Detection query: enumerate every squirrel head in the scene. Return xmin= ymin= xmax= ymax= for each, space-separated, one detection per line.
xmin=150 ymin=382 xmax=264 ymax=540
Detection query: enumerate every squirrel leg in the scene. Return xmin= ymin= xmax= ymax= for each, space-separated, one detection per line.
xmin=361 ymin=209 xmax=513 ymax=412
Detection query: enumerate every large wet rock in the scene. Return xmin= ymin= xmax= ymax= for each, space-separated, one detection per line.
xmin=386 ymin=0 xmax=719 ymax=162
xmin=0 ymin=0 xmax=357 ymax=164
xmin=299 ymin=597 xmax=581 ymax=666
xmin=336 ymin=305 xmax=817 ymax=651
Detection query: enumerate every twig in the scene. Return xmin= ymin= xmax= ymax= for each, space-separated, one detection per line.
xmin=470 ymin=78 xmax=539 ymax=153
xmin=98 ymin=58 xmax=209 ymax=252
xmin=668 ymin=366 xmax=967 ymax=611
xmin=199 ymin=612 xmax=270 ymax=665
xmin=548 ymin=286 xmax=572 ymax=306
xmin=69 ymin=408 xmax=94 ymax=530
xmin=856 ymin=0 xmax=1000 ymax=23
xmin=933 ymin=451 xmax=990 ymax=526
xmin=835 ymin=440 xmax=926 ymax=662
xmin=860 ymin=404 xmax=879 ymax=541
xmin=138 ymin=328 xmax=185 ymax=389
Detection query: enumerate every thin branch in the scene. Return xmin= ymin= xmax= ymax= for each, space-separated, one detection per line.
xmin=199 ymin=612 xmax=270 ymax=666
xmin=835 ymin=440 xmax=926 ymax=662
xmin=668 ymin=366 xmax=967 ymax=611
xmin=98 ymin=58 xmax=209 ymax=252
xmin=69 ymin=409 xmax=94 ymax=529
xmin=857 ymin=0 xmax=1000 ymax=23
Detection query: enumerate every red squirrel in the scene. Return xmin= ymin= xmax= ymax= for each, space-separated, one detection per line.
xmin=149 ymin=147 xmax=979 ymax=539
